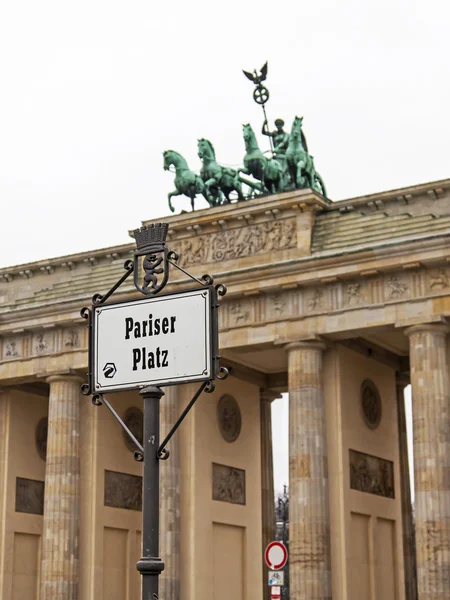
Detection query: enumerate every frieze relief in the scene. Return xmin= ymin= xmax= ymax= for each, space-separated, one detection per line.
xmin=428 ymin=267 xmax=450 ymax=291
xmin=349 ymin=449 xmax=394 ymax=499
xmin=385 ymin=275 xmax=409 ymax=300
xmin=34 ymin=332 xmax=51 ymax=354
xmin=173 ymin=218 xmax=297 ymax=268
xmin=15 ymin=477 xmax=45 ymax=515
xmin=212 ymin=463 xmax=246 ymax=505
xmin=2 ymin=265 xmax=450 ymax=360
xmin=104 ymin=470 xmax=142 ymax=511
xmin=64 ymin=328 xmax=80 ymax=348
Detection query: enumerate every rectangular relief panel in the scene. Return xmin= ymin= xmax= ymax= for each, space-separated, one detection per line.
xmin=212 ymin=463 xmax=245 ymax=505
xmin=15 ymin=477 xmax=45 ymax=515
xmin=213 ymin=523 xmax=245 ymax=600
xmin=103 ymin=527 xmax=128 ymax=600
xmin=12 ymin=533 xmax=40 ymax=600
xmin=104 ymin=470 xmax=142 ymax=511
xmin=375 ymin=518 xmax=397 ymax=600
xmin=349 ymin=513 xmax=371 ymax=600
xmin=349 ymin=449 xmax=395 ymax=498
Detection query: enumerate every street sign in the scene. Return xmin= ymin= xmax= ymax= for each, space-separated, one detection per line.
xmin=270 ymin=585 xmax=281 ymax=599
xmin=265 ymin=541 xmax=288 ymax=570
xmin=269 ymin=570 xmax=284 ymax=586
xmin=91 ymin=287 xmax=217 ymax=393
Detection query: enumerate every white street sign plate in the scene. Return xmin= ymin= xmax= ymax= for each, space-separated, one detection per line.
xmin=270 ymin=586 xmax=281 ymax=598
xmin=269 ymin=571 xmax=284 ymax=586
xmin=92 ymin=288 xmax=214 ymax=392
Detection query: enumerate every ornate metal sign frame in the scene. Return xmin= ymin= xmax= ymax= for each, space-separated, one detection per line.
xmin=87 ymin=285 xmax=219 ymax=394
xmin=79 ymin=223 xmax=228 ymax=600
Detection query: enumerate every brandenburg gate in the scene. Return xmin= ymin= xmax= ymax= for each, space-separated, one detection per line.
xmin=0 ymin=176 xmax=450 ymax=599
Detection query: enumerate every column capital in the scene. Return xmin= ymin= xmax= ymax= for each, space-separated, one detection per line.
xmin=260 ymin=389 xmax=281 ymax=403
xmin=46 ymin=374 xmax=84 ymax=386
xmin=404 ymin=323 xmax=450 ymax=338
xmin=285 ymin=338 xmax=327 ymax=353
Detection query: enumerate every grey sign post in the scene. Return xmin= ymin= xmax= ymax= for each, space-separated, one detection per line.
xmin=80 ymin=223 xmax=228 ymax=599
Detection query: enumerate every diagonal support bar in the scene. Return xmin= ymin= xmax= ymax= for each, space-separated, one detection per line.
xmin=92 ymin=393 xmax=144 ymax=456
xmin=157 ymin=380 xmax=211 ymax=459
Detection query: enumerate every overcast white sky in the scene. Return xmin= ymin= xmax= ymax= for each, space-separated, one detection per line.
xmin=0 ymin=0 xmax=444 ymax=493
xmin=0 ymin=0 xmax=448 ymax=269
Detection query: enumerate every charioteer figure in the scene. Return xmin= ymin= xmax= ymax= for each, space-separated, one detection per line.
xmin=262 ymin=118 xmax=290 ymax=157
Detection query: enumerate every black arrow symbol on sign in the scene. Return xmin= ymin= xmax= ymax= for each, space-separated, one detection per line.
xmin=104 ymin=365 xmax=115 ymax=377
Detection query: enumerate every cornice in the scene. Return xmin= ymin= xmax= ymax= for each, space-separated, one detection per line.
xmin=326 ymin=178 xmax=450 ymax=213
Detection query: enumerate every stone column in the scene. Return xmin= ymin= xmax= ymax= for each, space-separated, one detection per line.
xmin=41 ymin=375 xmax=82 ymax=600
xmin=405 ymin=324 xmax=450 ymax=600
xmin=286 ymin=341 xmax=331 ymax=600
xmin=260 ymin=390 xmax=277 ymax=600
xmin=159 ymin=386 xmax=180 ymax=600
xmin=396 ymin=375 xmax=417 ymax=600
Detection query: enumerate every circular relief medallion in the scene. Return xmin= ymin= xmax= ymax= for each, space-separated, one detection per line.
xmin=217 ymin=395 xmax=242 ymax=442
xmin=122 ymin=407 xmax=144 ymax=452
xmin=35 ymin=417 xmax=48 ymax=461
xmin=361 ymin=379 xmax=382 ymax=429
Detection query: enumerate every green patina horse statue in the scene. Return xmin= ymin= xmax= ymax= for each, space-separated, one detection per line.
xmin=163 ymin=150 xmax=211 ymax=212
xmin=286 ymin=116 xmax=327 ymax=197
xmin=197 ymin=139 xmax=245 ymax=204
xmin=241 ymin=124 xmax=285 ymax=194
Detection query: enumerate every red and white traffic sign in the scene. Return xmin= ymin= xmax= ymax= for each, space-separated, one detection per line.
xmin=265 ymin=541 xmax=288 ymax=570
xmin=271 ymin=585 xmax=281 ymax=599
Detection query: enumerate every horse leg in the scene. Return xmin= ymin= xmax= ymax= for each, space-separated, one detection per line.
xmin=235 ymin=181 xmax=245 ymax=202
xmin=296 ymin=161 xmax=306 ymax=187
xmin=168 ymin=190 xmax=181 ymax=213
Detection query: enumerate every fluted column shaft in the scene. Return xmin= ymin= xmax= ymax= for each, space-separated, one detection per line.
xmin=406 ymin=325 xmax=450 ymax=600
xmin=159 ymin=386 xmax=180 ymax=600
xmin=41 ymin=375 xmax=82 ymax=600
xmin=286 ymin=341 xmax=331 ymax=600
xmin=396 ymin=376 xmax=418 ymax=600
xmin=260 ymin=390 xmax=277 ymax=600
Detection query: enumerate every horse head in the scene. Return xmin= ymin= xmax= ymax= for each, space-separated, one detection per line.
xmin=197 ymin=138 xmax=216 ymax=160
xmin=291 ymin=116 xmax=304 ymax=139
xmin=163 ymin=150 xmax=174 ymax=171
xmin=243 ymin=123 xmax=258 ymax=150
xmin=163 ymin=150 xmax=187 ymax=171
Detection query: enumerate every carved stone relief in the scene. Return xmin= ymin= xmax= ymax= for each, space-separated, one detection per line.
xmin=212 ymin=463 xmax=245 ymax=505
xmin=307 ymin=288 xmax=325 ymax=312
xmin=35 ymin=417 xmax=48 ymax=461
xmin=267 ymin=293 xmax=286 ymax=317
xmin=122 ymin=407 xmax=144 ymax=452
xmin=361 ymin=379 xmax=382 ymax=429
xmin=15 ymin=477 xmax=45 ymax=515
xmin=34 ymin=333 xmax=49 ymax=354
xmin=428 ymin=268 xmax=450 ymax=290
xmin=217 ymin=395 xmax=242 ymax=442
xmin=104 ymin=470 xmax=142 ymax=511
xmin=4 ymin=340 xmax=19 ymax=358
xmin=346 ymin=282 xmax=366 ymax=305
xmin=349 ymin=449 xmax=394 ymax=499
xmin=175 ymin=218 xmax=297 ymax=268
xmin=386 ymin=275 xmax=409 ymax=299
xmin=64 ymin=328 xmax=79 ymax=348
xmin=228 ymin=301 xmax=250 ymax=325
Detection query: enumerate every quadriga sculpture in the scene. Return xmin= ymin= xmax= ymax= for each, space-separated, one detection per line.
xmin=241 ymin=123 xmax=285 ymax=194
xmin=197 ymin=139 xmax=245 ymax=204
xmin=163 ymin=150 xmax=211 ymax=213
xmin=286 ymin=116 xmax=327 ymax=197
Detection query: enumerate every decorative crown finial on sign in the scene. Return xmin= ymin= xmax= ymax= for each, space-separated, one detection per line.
xmin=133 ymin=224 xmax=168 ymax=253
